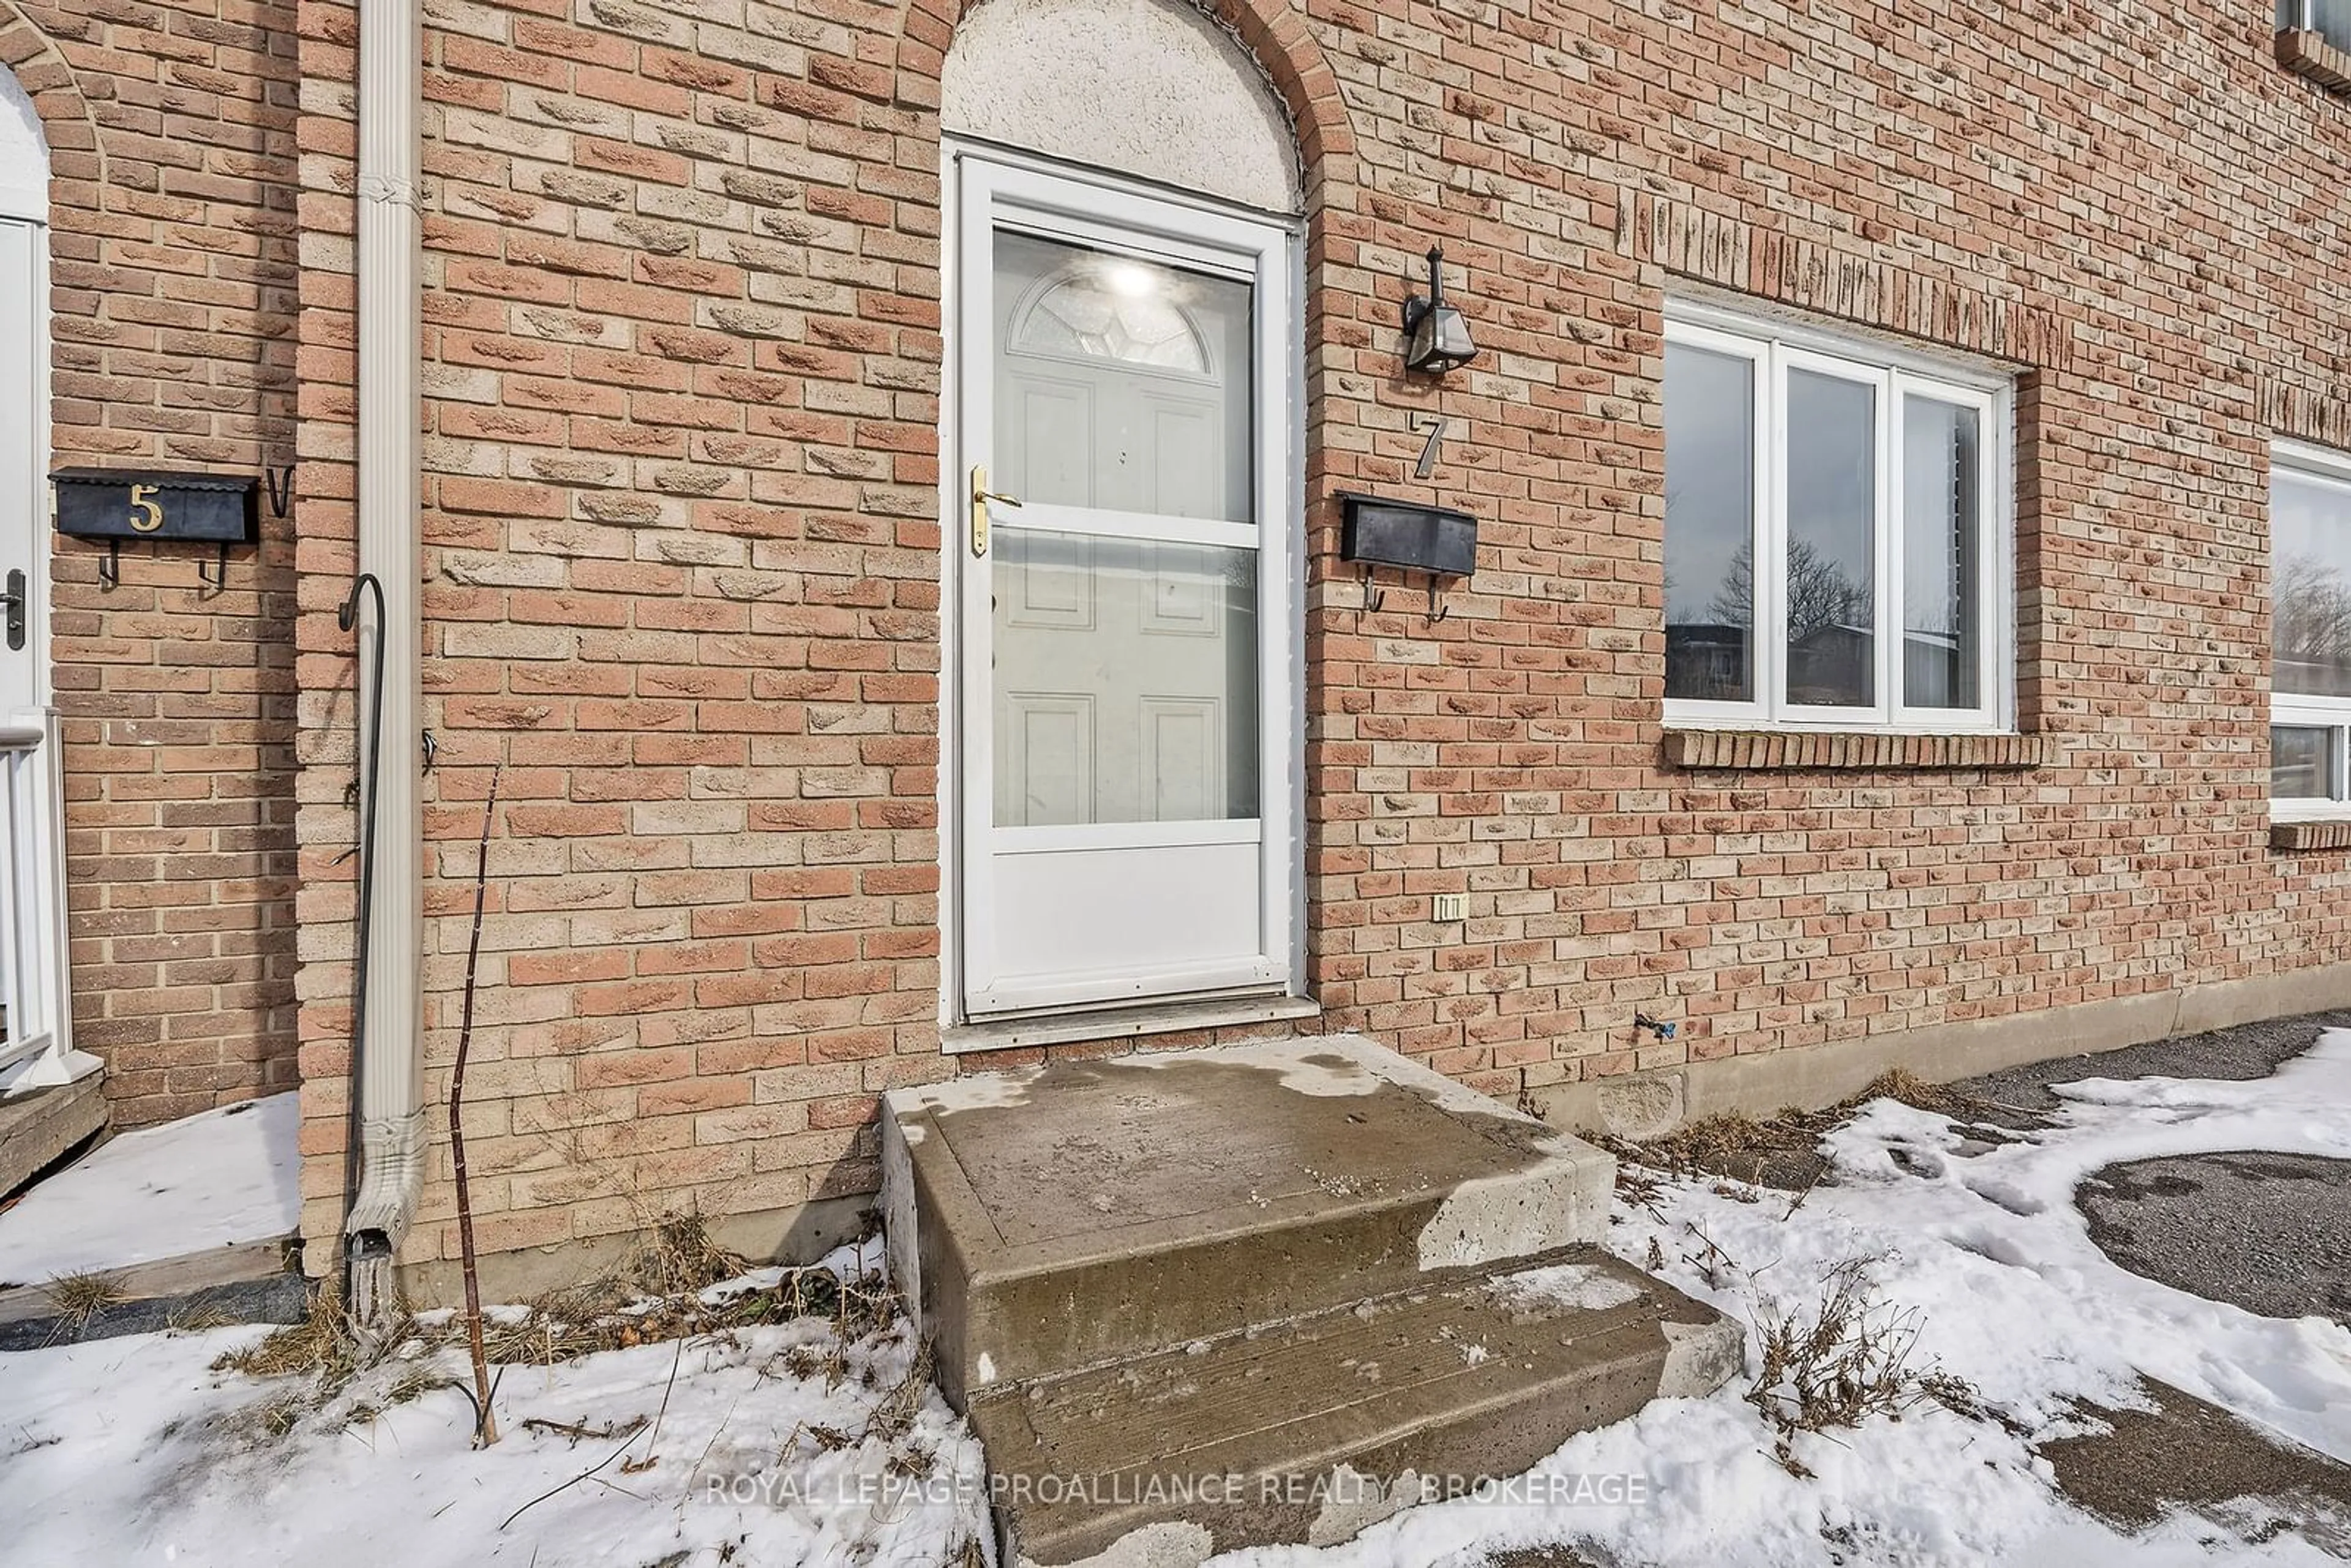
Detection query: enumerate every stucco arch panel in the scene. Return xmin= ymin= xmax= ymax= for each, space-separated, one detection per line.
xmin=942 ymin=0 xmax=1301 ymax=215
xmin=0 ymin=63 xmax=45 ymax=221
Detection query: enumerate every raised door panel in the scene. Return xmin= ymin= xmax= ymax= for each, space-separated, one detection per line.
xmin=1139 ymin=696 xmax=1219 ymax=821
xmin=997 ymin=692 xmax=1093 ymax=828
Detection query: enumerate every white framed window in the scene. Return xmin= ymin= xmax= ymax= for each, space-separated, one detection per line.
xmin=2270 ymin=441 xmax=2351 ymax=819
xmin=1663 ymin=302 xmax=2014 ymax=733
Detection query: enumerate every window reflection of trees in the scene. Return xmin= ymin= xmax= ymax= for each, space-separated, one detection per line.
xmin=2276 ymin=555 xmax=2351 ymax=699
xmin=1665 ymin=539 xmax=1874 ymax=704
xmin=1704 ymin=539 xmax=1873 ymax=637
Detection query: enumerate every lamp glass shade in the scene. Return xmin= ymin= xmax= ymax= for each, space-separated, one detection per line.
xmin=1406 ymin=302 xmax=1478 ymax=373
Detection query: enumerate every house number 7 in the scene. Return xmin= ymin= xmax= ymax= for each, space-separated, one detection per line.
xmin=127 ymin=484 xmax=164 ymax=533
xmin=1414 ymin=416 xmax=1447 ymax=479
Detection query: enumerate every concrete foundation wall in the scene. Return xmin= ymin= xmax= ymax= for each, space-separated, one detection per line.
xmin=1536 ymin=963 xmax=2351 ymax=1139
xmin=392 ymin=1192 xmax=872 ymax=1310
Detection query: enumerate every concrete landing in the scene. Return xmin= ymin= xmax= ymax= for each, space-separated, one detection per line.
xmin=882 ymin=1034 xmax=1739 ymax=1564
xmin=883 ymin=1035 xmax=1616 ymax=1403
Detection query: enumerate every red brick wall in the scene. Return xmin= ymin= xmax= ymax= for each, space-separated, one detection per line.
xmin=290 ymin=0 xmax=2351 ymax=1275
xmin=4 ymin=0 xmax=302 ymax=1128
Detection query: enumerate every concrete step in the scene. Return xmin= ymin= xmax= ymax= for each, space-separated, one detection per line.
xmin=970 ymin=1250 xmax=1743 ymax=1566
xmin=882 ymin=1035 xmax=1616 ymax=1405
xmin=882 ymin=1034 xmax=1741 ymax=1564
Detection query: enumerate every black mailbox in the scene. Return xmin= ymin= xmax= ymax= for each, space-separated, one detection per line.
xmin=52 ymin=468 xmax=261 ymax=586
xmin=1338 ymin=492 xmax=1477 ymax=577
xmin=53 ymin=468 xmax=259 ymax=544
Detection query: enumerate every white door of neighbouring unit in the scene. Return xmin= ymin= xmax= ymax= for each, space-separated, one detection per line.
xmin=0 ymin=215 xmax=76 ymax=1090
xmin=954 ymin=156 xmax=1295 ymax=1019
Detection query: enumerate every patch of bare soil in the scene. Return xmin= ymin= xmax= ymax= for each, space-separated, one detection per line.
xmin=217 ymin=1215 xmax=897 ymax=1421
xmin=1484 ymin=1545 xmax=1604 ymax=1568
xmin=2039 ymin=1378 xmax=2351 ymax=1556
xmin=1599 ymin=1069 xmax=2031 ymax=1193
xmin=1959 ymin=1008 xmax=2351 ymax=1117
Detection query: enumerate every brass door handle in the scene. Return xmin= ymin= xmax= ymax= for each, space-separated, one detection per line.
xmin=969 ymin=464 xmax=1021 ymax=557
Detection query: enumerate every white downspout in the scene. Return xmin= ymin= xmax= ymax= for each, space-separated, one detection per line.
xmin=343 ymin=0 xmax=424 ymax=1324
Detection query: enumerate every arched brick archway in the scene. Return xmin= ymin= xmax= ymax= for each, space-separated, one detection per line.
xmin=1194 ymin=0 xmax=1353 ymax=174
xmin=894 ymin=0 xmax=1355 ymax=186
xmin=0 ymin=6 xmax=99 ymax=198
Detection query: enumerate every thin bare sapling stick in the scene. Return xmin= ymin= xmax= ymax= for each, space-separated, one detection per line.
xmin=452 ymin=763 xmax=501 ymax=1447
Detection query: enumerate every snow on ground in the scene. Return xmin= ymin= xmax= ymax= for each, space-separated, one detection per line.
xmin=1247 ymin=1029 xmax=2351 ymax=1568
xmin=6 ymin=1040 xmax=2351 ymax=1567
xmin=0 ymin=1238 xmax=990 ymax=1568
xmin=0 ymin=1092 xmax=300 ymax=1285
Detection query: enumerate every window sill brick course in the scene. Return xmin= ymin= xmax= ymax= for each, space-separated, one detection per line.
xmin=1660 ymin=730 xmax=2049 ymax=772
xmin=2279 ymin=28 xmax=2351 ymax=92
xmin=2271 ymin=818 xmax=2351 ymax=852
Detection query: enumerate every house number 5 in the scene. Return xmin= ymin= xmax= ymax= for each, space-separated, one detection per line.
xmin=127 ymin=484 xmax=164 ymax=533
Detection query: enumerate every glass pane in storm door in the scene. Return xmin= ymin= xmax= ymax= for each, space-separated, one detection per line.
xmin=988 ymin=230 xmax=1260 ymax=828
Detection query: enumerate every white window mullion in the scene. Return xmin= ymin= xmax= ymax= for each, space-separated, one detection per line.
xmin=1984 ymin=389 xmax=2012 ymax=733
xmin=1880 ymin=379 xmax=1903 ymax=729
xmin=1889 ymin=375 xmax=1920 ymax=728
xmin=1761 ymin=344 xmax=1788 ymax=723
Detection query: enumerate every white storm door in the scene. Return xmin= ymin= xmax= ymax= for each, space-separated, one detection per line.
xmin=0 ymin=217 xmax=69 ymax=1082
xmin=955 ymin=158 xmax=1295 ymax=1019
xmin=0 ymin=222 xmax=38 ymax=719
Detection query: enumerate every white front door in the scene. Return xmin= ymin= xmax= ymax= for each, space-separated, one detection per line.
xmin=953 ymin=156 xmax=1297 ymax=1020
xmin=0 ymin=215 xmax=77 ymax=1090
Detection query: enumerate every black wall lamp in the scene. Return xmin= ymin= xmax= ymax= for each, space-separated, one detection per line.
xmin=1400 ymin=246 xmax=1479 ymax=375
